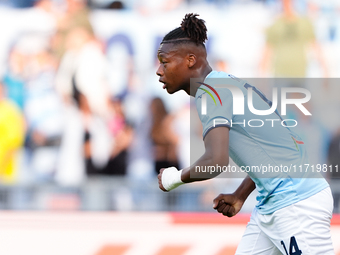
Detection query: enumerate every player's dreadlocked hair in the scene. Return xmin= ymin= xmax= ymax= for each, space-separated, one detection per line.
xmin=161 ymin=13 xmax=207 ymax=46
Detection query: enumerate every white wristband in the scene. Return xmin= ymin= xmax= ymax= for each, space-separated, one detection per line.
xmin=161 ymin=167 xmax=184 ymax=191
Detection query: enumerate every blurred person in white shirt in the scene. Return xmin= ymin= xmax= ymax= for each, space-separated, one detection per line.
xmin=55 ymin=26 xmax=110 ymax=118
xmin=55 ymin=26 xmax=112 ymax=186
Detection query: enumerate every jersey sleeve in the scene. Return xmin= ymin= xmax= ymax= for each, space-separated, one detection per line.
xmin=196 ymin=86 xmax=234 ymax=139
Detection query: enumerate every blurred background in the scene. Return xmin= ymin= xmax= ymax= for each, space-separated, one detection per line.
xmin=0 ymin=0 xmax=340 ymax=254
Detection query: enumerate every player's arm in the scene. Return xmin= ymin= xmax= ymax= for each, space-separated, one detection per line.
xmin=158 ymin=126 xmax=230 ymax=191
xmin=181 ymin=126 xmax=230 ymax=182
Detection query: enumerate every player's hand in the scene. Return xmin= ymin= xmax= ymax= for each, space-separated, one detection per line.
xmin=158 ymin=168 xmax=168 ymax=192
xmin=213 ymin=193 xmax=244 ymax=217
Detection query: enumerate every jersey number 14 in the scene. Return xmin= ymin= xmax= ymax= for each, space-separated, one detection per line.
xmin=281 ymin=236 xmax=302 ymax=255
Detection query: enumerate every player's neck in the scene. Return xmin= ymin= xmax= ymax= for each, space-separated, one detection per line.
xmin=186 ymin=64 xmax=212 ymax=97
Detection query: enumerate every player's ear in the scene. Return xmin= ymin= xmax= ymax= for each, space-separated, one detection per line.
xmin=187 ymin=54 xmax=196 ymax=68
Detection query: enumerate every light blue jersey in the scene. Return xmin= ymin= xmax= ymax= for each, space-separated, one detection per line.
xmin=195 ymin=71 xmax=329 ymax=214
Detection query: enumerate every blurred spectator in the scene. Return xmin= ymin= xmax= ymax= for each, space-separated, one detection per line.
xmin=55 ymin=26 xmax=110 ymax=118
xmin=0 ymin=81 xmax=25 ymax=183
xmin=260 ymin=0 xmax=328 ymax=78
xmin=3 ymin=33 xmax=64 ymax=182
xmin=150 ymin=97 xmax=179 ymax=174
xmin=18 ymin=34 xmax=64 ymax=181
xmin=73 ymin=84 xmax=112 ymax=176
xmin=84 ymin=97 xmax=133 ymax=176
xmin=55 ymin=81 xmax=112 ymax=186
xmin=54 ymin=24 xmax=112 ymax=185
xmin=102 ymin=98 xmax=133 ymax=175
xmin=123 ymin=91 xmax=154 ymax=180
xmin=53 ymin=0 xmax=94 ymax=60
xmin=2 ymin=47 xmax=26 ymax=110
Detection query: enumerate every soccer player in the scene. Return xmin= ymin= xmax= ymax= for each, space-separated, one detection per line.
xmin=157 ymin=13 xmax=334 ymax=254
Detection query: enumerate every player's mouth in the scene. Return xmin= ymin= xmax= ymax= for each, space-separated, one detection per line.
xmin=159 ymin=79 xmax=167 ymax=89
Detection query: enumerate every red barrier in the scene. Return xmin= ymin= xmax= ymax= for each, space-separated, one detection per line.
xmin=171 ymin=213 xmax=340 ymax=225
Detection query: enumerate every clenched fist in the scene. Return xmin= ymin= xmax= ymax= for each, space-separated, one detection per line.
xmin=213 ymin=193 xmax=245 ymax=217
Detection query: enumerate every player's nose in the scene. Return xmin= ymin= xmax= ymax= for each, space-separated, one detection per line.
xmin=156 ymin=65 xmax=163 ymax=77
